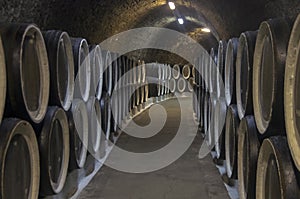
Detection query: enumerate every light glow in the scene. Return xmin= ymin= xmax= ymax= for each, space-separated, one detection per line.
xmin=168 ymin=2 xmax=176 ymax=10
xmin=178 ymin=18 xmax=184 ymax=25
xmin=201 ymin=28 xmax=211 ymax=33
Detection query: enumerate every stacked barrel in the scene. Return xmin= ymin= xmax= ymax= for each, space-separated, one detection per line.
xmin=0 ymin=23 xmax=150 ymax=198
xmin=193 ymin=16 xmax=300 ymax=198
xmin=169 ymin=64 xmax=195 ymax=94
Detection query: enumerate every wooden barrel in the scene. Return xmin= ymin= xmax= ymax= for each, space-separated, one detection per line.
xmin=225 ymin=38 xmax=239 ymax=106
xmin=204 ymin=52 xmax=210 ymax=93
xmin=111 ymin=89 xmax=120 ymax=133
xmin=111 ymin=51 xmax=119 ymax=94
xmin=214 ymin=99 xmax=227 ymax=160
xmin=207 ymin=98 xmax=217 ymax=148
xmin=160 ymin=64 xmax=166 ymax=95
xmin=177 ymin=77 xmax=186 ymax=93
xmin=147 ymin=63 xmax=162 ymax=97
xmin=43 ymin=30 xmax=74 ymax=111
xmin=225 ymin=104 xmax=240 ymax=179
xmin=141 ymin=60 xmax=146 ymax=83
xmin=137 ymin=60 xmax=143 ymax=84
xmin=110 ymin=52 xmax=120 ymax=130
xmin=172 ymin=64 xmax=180 ymax=79
xmin=187 ymin=78 xmax=194 ymax=92
xmin=119 ymin=56 xmax=128 ymax=121
xmin=199 ymin=52 xmax=206 ymax=91
xmin=37 ymin=106 xmax=69 ymax=195
xmin=203 ymin=93 xmax=210 ymax=135
xmin=253 ymin=18 xmax=291 ymax=135
xmin=0 ymin=23 xmax=50 ymax=123
xmin=182 ymin=65 xmax=191 ymax=80
xmin=144 ymin=82 xmax=149 ymax=102
xmin=238 ymin=116 xmax=260 ymax=199
xmin=102 ymin=50 xmax=113 ymax=96
xmin=100 ymin=91 xmax=111 ymax=141
xmin=169 ymin=78 xmax=176 ymax=93
xmin=89 ymin=45 xmax=103 ymax=100
xmin=199 ymin=88 xmax=205 ymax=132
xmin=139 ymin=85 xmax=145 ymax=105
xmin=0 ymin=35 xmax=6 ymax=125
xmin=284 ymin=14 xmax=300 ymax=172
xmin=217 ymin=40 xmax=227 ymax=99
xmin=236 ymin=31 xmax=257 ymax=119
xmin=166 ymin=64 xmax=172 ymax=80
xmin=0 ymin=118 xmax=39 ymax=199
xmin=256 ymin=136 xmax=300 ymax=199
xmin=209 ymin=48 xmax=217 ymax=96
xmin=135 ymin=84 xmax=140 ymax=107
xmin=68 ymin=99 xmax=88 ymax=169
xmin=86 ymin=97 xmax=102 ymax=155
xmin=128 ymin=60 xmax=135 ymax=109
xmin=71 ymin=38 xmax=90 ymax=102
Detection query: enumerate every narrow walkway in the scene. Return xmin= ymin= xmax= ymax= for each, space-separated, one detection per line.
xmin=78 ymin=97 xmax=230 ymax=199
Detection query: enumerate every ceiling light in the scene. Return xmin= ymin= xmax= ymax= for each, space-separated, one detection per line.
xmin=201 ymin=28 xmax=211 ymax=33
xmin=168 ymin=2 xmax=176 ymax=10
xmin=178 ymin=18 xmax=184 ymax=25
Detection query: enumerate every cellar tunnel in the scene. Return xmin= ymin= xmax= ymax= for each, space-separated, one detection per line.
xmin=0 ymin=0 xmax=300 ymax=199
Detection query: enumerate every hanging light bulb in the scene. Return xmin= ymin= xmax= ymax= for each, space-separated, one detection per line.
xmin=178 ymin=18 xmax=184 ymax=25
xmin=168 ymin=2 xmax=176 ymax=10
xmin=201 ymin=28 xmax=211 ymax=33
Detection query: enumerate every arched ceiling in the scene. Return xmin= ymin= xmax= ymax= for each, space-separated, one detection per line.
xmin=1 ymin=0 xmax=300 ymax=63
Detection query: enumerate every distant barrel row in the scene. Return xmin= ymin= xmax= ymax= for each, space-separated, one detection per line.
xmin=193 ymin=16 xmax=300 ymax=198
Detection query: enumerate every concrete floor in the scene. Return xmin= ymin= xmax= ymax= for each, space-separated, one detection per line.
xmin=78 ymin=97 xmax=230 ymax=199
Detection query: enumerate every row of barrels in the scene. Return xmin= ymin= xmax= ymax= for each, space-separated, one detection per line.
xmin=147 ymin=63 xmax=194 ymax=96
xmin=193 ymin=15 xmax=300 ymax=198
xmin=0 ymin=23 xmax=153 ymax=198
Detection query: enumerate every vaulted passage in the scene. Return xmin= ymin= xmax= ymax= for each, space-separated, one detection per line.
xmin=0 ymin=1 xmax=300 ymax=199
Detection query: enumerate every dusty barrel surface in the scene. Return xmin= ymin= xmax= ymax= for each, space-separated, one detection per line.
xmin=253 ymin=18 xmax=291 ymax=135
xmin=71 ymin=38 xmax=90 ymax=102
xmin=86 ymin=97 xmax=102 ymax=155
xmin=237 ymin=116 xmax=260 ymax=199
xmin=43 ymin=30 xmax=74 ymax=111
xmin=236 ymin=31 xmax=257 ymax=119
xmin=0 ymin=118 xmax=40 ymax=199
xmin=89 ymin=45 xmax=103 ymax=100
xmin=0 ymin=36 xmax=6 ymax=125
xmin=217 ymin=40 xmax=227 ymax=99
xmin=225 ymin=38 xmax=239 ymax=106
xmin=284 ymin=14 xmax=300 ymax=172
xmin=0 ymin=23 xmax=50 ymax=123
xmin=256 ymin=136 xmax=300 ymax=199
xmin=37 ymin=106 xmax=69 ymax=196
xmin=225 ymin=104 xmax=240 ymax=179
xmin=67 ymin=99 xmax=88 ymax=169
